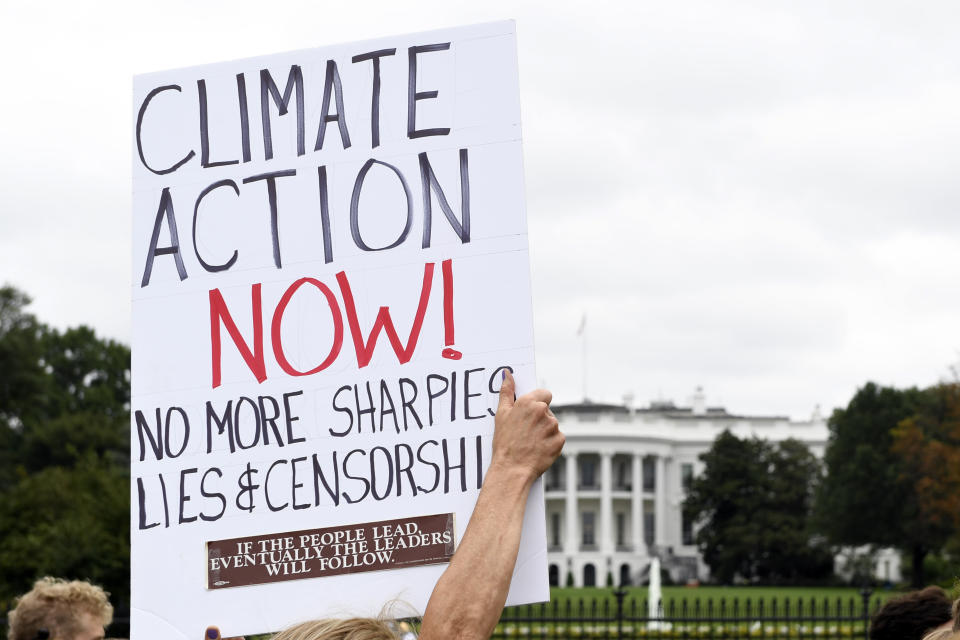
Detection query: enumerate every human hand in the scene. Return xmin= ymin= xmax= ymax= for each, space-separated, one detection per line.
xmin=490 ymin=369 xmax=564 ymax=484
xmin=205 ymin=626 xmax=244 ymax=640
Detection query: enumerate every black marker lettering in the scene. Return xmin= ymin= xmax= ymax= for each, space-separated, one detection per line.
xmin=350 ymin=159 xmax=413 ymax=251
xmin=137 ymin=477 xmax=160 ymax=530
xmin=193 ymin=179 xmax=240 ymax=273
xmin=464 ymin=367 xmax=484 ymax=420
xmin=260 ymin=65 xmax=304 ymax=160
xmin=198 ymin=79 xmax=239 ymax=168
xmin=407 ymin=43 xmax=451 ymax=139
xmin=420 ymin=149 xmax=470 ymax=248
xmin=290 ymin=456 xmax=309 ymax=510
xmin=317 ymin=166 xmax=333 ymax=264
xmin=200 ymin=467 xmax=227 ymax=521
xmin=236 ymin=73 xmax=252 ymax=163
xmin=136 ymin=85 xmax=195 ymax=175
xmin=394 ymin=443 xmax=417 ymax=498
xmin=330 ymin=384 xmax=354 ymax=437
xmin=416 ymin=440 xmax=440 ymax=493
xmin=442 ymin=437 xmax=467 ymax=494
xmin=352 ymin=48 xmax=396 ymax=148
xmin=398 ymin=377 xmax=423 ymax=431
xmin=282 ymin=390 xmax=306 ymax=444
xmin=179 ymin=467 xmax=198 ymax=524
xmin=233 ymin=396 xmax=262 ymax=450
xmin=315 ymin=59 xmax=351 ymax=151
xmin=342 ymin=449 xmax=371 ymax=504
xmin=370 ymin=446 xmax=394 ymax=501
xmin=141 ymin=188 xmax=187 ymax=287
xmin=313 ymin=451 xmax=341 ymax=506
xmin=265 ymin=459 xmax=289 ymax=512
xmin=242 ymin=169 xmax=296 ymax=269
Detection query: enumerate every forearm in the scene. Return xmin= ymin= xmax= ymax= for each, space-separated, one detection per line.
xmin=419 ymin=462 xmax=534 ymax=640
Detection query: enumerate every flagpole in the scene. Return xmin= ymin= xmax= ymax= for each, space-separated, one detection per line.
xmin=579 ymin=313 xmax=587 ymax=401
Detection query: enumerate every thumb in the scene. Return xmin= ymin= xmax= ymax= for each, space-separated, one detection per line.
xmin=498 ymin=369 xmax=516 ymax=410
xmin=205 ymin=628 xmax=221 ymax=640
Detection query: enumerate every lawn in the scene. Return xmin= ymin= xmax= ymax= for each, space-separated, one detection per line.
xmin=491 ymin=586 xmax=902 ymax=638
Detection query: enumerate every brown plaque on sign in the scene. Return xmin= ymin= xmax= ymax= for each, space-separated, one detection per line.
xmin=206 ymin=513 xmax=456 ymax=589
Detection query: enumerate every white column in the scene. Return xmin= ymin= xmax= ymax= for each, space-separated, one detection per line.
xmin=655 ymin=455 xmax=666 ymax=546
xmin=564 ymin=453 xmax=578 ymax=557
xmin=631 ymin=453 xmax=643 ymax=555
xmin=600 ymin=452 xmax=613 ymax=554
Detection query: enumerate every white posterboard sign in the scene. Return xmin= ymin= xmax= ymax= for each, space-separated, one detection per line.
xmin=130 ymin=20 xmax=544 ymax=640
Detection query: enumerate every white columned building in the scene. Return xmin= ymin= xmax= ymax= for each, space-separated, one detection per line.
xmin=543 ymin=389 xmax=836 ymax=588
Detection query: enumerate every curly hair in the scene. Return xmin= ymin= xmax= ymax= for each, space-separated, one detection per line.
xmin=271 ymin=618 xmax=407 ymax=640
xmin=7 ymin=577 xmax=113 ymax=640
xmin=870 ymin=586 xmax=952 ymax=640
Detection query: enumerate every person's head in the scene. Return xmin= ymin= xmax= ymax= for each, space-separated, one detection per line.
xmin=870 ymin=586 xmax=952 ymax=640
xmin=7 ymin=577 xmax=113 ymax=640
xmin=271 ymin=618 xmax=402 ymax=640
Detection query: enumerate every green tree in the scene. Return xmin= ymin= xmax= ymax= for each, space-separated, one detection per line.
xmin=684 ymin=431 xmax=832 ymax=584
xmin=0 ymin=455 xmax=129 ymax=606
xmin=0 ymin=286 xmax=130 ymax=607
xmin=889 ymin=383 xmax=960 ymax=587
xmin=816 ymin=382 xmax=940 ymax=587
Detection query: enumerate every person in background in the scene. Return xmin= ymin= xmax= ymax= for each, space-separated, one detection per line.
xmin=870 ymin=586 xmax=952 ymax=640
xmin=7 ymin=577 xmax=113 ymax=640
xmin=207 ymin=369 xmax=564 ymax=640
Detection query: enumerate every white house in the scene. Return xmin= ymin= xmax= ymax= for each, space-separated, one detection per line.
xmin=545 ymin=388 xmax=900 ymax=587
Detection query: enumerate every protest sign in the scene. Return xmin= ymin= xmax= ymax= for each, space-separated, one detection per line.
xmin=131 ymin=20 xmax=544 ymax=639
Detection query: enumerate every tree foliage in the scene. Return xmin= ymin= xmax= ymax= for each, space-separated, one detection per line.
xmin=684 ymin=430 xmax=832 ymax=584
xmin=0 ymin=285 xmax=130 ymax=609
xmin=816 ymin=381 xmax=960 ymax=587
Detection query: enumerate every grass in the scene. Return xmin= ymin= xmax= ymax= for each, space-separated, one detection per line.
xmin=492 ymin=586 xmax=902 ymax=638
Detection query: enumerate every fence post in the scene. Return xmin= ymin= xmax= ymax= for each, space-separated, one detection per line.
xmin=613 ymin=588 xmax=627 ymax=640
xmin=860 ymin=588 xmax=873 ymax=640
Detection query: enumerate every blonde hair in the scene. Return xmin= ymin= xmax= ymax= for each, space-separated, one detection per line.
xmin=7 ymin=577 xmax=113 ymax=640
xmin=271 ymin=618 xmax=407 ymax=640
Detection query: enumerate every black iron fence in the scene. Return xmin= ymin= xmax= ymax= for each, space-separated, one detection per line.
xmin=3 ymin=591 xmax=882 ymax=639
xmin=490 ymin=590 xmax=880 ymax=639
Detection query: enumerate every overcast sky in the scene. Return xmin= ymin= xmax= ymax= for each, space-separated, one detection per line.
xmin=2 ymin=1 xmax=959 ymax=420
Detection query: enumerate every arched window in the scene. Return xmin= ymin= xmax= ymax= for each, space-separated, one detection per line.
xmin=619 ymin=563 xmax=632 ymax=586
xmin=583 ymin=563 xmax=596 ymax=587
xmin=548 ymin=564 xmax=560 ymax=587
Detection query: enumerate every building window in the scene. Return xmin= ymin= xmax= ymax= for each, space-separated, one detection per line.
xmin=547 ymin=461 xmax=563 ymax=490
xmin=616 ymin=459 xmax=630 ymax=490
xmin=681 ymin=463 xmax=694 ymax=492
xmin=549 ymin=564 xmax=560 ymax=587
xmin=642 ymin=457 xmax=655 ymax=491
xmin=551 ymin=512 xmax=561 ymax=548
xmin=682 ymin=509 xmax=694 ymax=546
xmin=582 ymin=512 xmax=595 ymax=547
xmin=583 ymin=563 xmax=596 ymax=587
xmin=644 ymin=511 xmax=655 ymax=547
xmin=580 ymin=459 xmax=596 ymax=489
xmin=616 ymin=512 xmax=626 ymax=547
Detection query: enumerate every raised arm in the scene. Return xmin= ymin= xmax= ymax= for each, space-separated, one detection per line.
xmin=418 ymin=370 xmax=564 ymax=640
